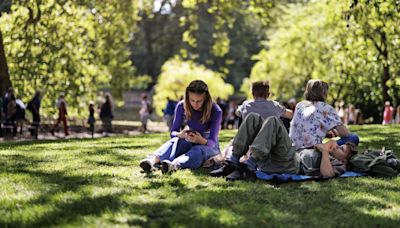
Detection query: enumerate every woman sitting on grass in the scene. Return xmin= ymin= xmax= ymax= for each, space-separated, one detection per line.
xmin=140 ymin=80 xmax=222 ymax=174
xmin=289 ymin=79 xmax=359 ymax=149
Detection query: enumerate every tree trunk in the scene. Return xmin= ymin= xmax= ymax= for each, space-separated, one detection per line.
xmin=381 ymin=63 xmax=390 ymax=103
xmin=0 ymin=29 xmax=12 ymax=96
xmin=141 ymin=13 xmax=156 ymax=85
xmin=333 ymin=71 xmax=349 ymax=105
xmin=380 ymin=31 xmax=390 ymax=104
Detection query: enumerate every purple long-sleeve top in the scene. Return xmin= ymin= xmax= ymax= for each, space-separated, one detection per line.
xmin=170 ymin=101 xmax=222 ymax=147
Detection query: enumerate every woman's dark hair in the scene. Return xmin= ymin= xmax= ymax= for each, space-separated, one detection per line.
xmin=304 ymin=79 xmax=329 ymax=102
xmin=184 ymin=80 xmax=212 ymax=124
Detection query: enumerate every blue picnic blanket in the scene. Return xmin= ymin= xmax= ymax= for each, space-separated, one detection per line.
xmin=255 ymin=171 xmax=365 ymax=182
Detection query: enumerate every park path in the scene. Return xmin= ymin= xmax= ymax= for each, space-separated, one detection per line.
xmin=0 ymin=121 xmax=169 ymax=143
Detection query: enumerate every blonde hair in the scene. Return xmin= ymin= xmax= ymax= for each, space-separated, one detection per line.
xmin=184 ymin=80 xmax=213 ymax=124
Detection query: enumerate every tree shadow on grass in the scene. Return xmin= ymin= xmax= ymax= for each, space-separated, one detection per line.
xmin=23 ymin=176 xmax=400 ymax=227
xmin=2 ymin=127 xmax=400 ymax=226
xmin=0 ymin=153 xmax=135 ymax=227
xmin=9 ymin=192 xmax=126 ymax=227
xmin=1 ymin=153 xmax=117 ymax=191
xmin=356 ymin=139 xmax=400 ymax=159
xmin=0 ymin=137 xmax=107 ymax=149
xmin=124 ymin=178 xmax=400 ymax=227
xmin=0 ymin=135 xmax=158 ymax=153
xmin=2 ymin=158 xmax=400 ymax=227
xmin=81 ymin=147 xmax=145 ymax=168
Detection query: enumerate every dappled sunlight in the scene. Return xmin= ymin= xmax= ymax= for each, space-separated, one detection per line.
xmin=298 ymin=181 xmax=322 ymax=193
xmin=0 ymin=174 xmax=38 ymax=205
xmin=367 ymin=207 xmax=400 ymax=219
xmin=350 ymin=125 xmax=400 ymax=154
xmin=1 ymin=128 xmax=400 ymax=226
xmin=1 ymin=0 xmax=400 ymax=225
xmin=330 ymin=178 xmax=400 ymax=223
xmin=197 ymin=207 xmax=242 ymax=226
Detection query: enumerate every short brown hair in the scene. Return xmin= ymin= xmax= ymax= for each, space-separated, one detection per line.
xmin=304 ymin=79 xmax=329 ymax=102
xmin=252 ymin=81 xmax=270 ymax=99
xmin=345 ymin=142 xmax=358 ymax=159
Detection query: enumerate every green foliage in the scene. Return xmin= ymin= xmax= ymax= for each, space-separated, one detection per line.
xmin=0 ymin=0 xmax=139 ymax=116
xmin=247 ymin=0 xmax=400 ymax=122
xmin=130 ymin=0 xmax=187 ymax=84
xmin=153 ymin=57 xmax=234 ymax=115
xmin=130 ymin=0 xmax=270 ymax=90
xmin=247 ymin=2 xmax=339 ymax=100
xmin=0 ymin=125 xmax=400 ymax=227
xmin=2 ymin=0 xmax=399 ymax=123
xmin=346 ymin=0 xmax=400 ymax=111
xmin=211 ymin=32 xmax=230 ymax=57
xmin=179 ymin=0 xmax=274 ymax=90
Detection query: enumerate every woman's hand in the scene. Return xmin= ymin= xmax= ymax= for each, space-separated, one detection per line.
xmin=176 ymin=130 xmax=187 ymax=139
xmin=176 ymin=130 xmax=200 ymax=141
xmin=175 ymin=130 xmax=207 ymax=145
xmin=186 ymin=131 xmax=207 ymax=145
xmin=186 ymin=131 xmax=200 ymax=143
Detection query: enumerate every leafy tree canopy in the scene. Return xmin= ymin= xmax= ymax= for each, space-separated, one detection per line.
xmin=153 ymin=57 xmax=234 ymax=115
xmin=1 ymin=0 xmax=399 ymax=122
xmin=0 ymin=0 xmax=140 ymax=116
xmin=247 ymin=0 xmax=400 ymax=122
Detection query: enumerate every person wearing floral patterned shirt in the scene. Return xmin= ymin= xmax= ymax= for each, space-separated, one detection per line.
xmin=289 ymin=79 xmax=359 ymax=150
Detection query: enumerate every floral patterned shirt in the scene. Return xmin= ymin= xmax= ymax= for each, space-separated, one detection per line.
xmin=289 ymin=101 xmax=342 ymax=150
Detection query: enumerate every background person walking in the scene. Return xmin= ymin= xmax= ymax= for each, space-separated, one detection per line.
xmin=100 ymin=93 xmax=113 ymax=134
xmin=139 ymin=93 xmax=152 ymax=133
xmin=15 ymin=98 xmax=26 ymax=135
xmin=5 ymin=90 xmax=17 ymax=136
xmin=50 ymin=93 xmax=69 ymax=136
xmin=27 ymin=91 xmax=42 ymax=137
xmin=395 ymin=105 xmax=400 ymax=124
xmin=382 ymin=101 xmax=394 ymax=125
xmin=87 ymin=101 xmax=96 ymax=137
xmin=162 ymin=97 xmax=177 ymax=131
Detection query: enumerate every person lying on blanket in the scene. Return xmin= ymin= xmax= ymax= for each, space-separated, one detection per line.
xmin=210 ymin=113 xmax=358 ymax=181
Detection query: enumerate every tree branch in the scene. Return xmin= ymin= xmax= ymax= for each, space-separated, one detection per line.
xmin=366 ymin=32 xmax=383 ymax=54
xmin=25 ymin=0 xmax=42 ymax=28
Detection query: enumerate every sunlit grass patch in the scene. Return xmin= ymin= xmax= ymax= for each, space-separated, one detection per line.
xmin=0 ymin=125 xmax=399 ymax=227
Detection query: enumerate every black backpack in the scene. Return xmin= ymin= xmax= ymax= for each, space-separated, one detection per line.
xmin=349 ymin=148 xmax=400 ymax=178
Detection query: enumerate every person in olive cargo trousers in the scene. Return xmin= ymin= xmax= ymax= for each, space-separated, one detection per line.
xmin=210 ymin=113 xmax=358 ymax=181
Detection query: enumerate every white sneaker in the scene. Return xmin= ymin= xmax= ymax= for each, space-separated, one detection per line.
xmin=161 ymin=160 xmax=178 ymax=174
xmin=140 ymin=158 xmax=155 ymax=173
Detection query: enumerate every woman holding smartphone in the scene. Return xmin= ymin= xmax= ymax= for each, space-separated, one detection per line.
xmin=140 ymin=80 xmax=222 ymax=174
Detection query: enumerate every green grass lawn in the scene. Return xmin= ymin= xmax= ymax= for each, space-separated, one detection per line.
xmin=1 ymin=125 xmax=400 ymax=227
